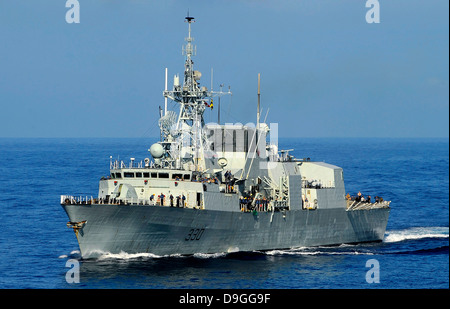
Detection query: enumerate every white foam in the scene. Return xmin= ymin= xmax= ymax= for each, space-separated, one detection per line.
xmin=193 ymin=252 xmax=227 ymax=259
xmin=266 ymin=248 xmax=318 ymax=256
xmin=96 ymin=250 xmax=163 ymax=260
xmin=58 ymin=250 xmax=80 ymax=259
xmin=384 ymin=227 xmax=449 ymax=243
xmin=266 ymin=248 xmax=373 ymax=256
xmin=92 ymin=250 xmax=197 ymax=260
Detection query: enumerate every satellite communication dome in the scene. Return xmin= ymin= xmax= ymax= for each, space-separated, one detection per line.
xmin=149 ymin=143 xmax=164 ymax=158
xmin=218 ymin=157 xmax=228 ymax=168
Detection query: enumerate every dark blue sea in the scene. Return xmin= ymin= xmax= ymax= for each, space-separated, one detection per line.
xmin=0 ymin=138 xmax=448 ymax=291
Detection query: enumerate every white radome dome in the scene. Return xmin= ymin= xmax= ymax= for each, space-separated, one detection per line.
xmin=149 ymin=143 xmax=164 ymax=158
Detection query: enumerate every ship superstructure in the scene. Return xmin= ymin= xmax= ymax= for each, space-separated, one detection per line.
xmin=61 ymin=16 xmax=390 ymax=258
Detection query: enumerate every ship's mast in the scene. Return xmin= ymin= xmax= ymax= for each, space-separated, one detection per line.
xmin=181 ymin=14 xmax=207 ymax=171
xmin=161 ymin=15 xmax=231 ymax=172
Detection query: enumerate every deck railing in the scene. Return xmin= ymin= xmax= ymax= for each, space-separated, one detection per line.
xmin=60 ymin=195 xmax=196 ymax=208
xmin=61 ymin=195 xmax=157 ymax=206
xmin=346 ymin=199 xmax=390 ymax=210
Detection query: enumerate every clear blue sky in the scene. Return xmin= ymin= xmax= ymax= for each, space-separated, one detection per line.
xmin=0 ymin=0 xmax=448 ymax=138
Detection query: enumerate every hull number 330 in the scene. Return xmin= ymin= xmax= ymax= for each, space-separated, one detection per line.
xmin=185 ymin=228 xmax=205 ymax=241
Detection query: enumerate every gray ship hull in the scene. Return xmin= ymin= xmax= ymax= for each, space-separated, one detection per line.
xmin=62 ymin=204 xmax=390 ymax=258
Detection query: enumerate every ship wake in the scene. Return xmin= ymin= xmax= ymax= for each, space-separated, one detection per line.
xmin=384 ymin=226 xmax=449 ymax=243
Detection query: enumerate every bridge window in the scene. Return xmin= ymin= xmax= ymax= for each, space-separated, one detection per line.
xmin=172 ymin=173 xmax=183 ymax=180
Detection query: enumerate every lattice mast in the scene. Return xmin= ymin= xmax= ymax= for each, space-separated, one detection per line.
xmin=161 ymin=14 xmax=231 ymax=171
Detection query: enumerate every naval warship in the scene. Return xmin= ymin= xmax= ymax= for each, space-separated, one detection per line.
xmin=61 ymin=16 xmax=390 ymax=258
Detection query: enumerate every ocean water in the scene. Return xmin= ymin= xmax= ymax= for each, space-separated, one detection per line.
xmin=0 ymin=137 xmax=448 ymax=290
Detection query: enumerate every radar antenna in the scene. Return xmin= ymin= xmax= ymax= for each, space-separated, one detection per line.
xmin=185 ymin=10 xmax=195 ymax=23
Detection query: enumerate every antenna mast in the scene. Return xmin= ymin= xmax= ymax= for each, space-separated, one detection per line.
xmin=257 ymin=73 xmax=261 ymax=129
xmin=164 ymin=68 xmax=168 ymax=115
xmin=160 ymin=14 xmax=232 ymax=171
